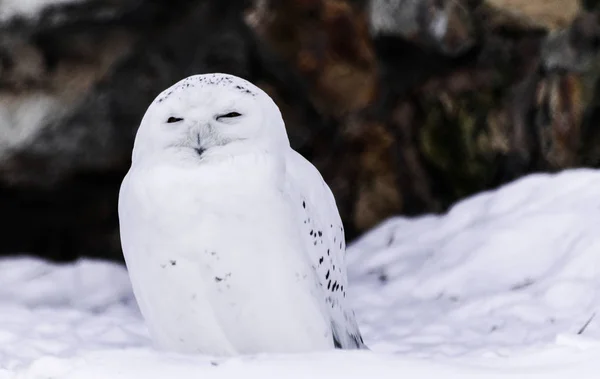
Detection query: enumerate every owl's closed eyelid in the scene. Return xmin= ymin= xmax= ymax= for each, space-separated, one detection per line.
xmin=167 ymin=117 xmax=184 ymax=123
xmin=216 ymin=112 xmax=242 ymax=121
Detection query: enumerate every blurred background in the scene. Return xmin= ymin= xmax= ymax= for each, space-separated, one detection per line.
xmin=0 ymin=0 xmax=598 ymax=262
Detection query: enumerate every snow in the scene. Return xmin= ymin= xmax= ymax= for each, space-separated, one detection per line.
xmin=347 ymin=169 xmax=600 ymax=358
xmin=3 ymin=168 xmax=600 ymax=378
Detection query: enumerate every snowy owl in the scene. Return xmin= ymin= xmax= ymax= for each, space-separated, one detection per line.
xmin=118 ymin=73 xmax=366 ymax=356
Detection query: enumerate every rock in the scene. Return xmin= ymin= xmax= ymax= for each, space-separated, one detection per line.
xmin=0 ymin=0 xmax=323 ymax=261
xmin=369 ymin=0 xmax=476 ymax=56
xmin=0 ymin=0 xmax=599 ymax=261
xmin=250 ymin=0 xmax=600 ymax=234
xmin=485 ymin=0 xmax=581 ymax=30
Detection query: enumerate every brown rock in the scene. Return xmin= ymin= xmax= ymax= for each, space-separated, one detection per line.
xmin=2 ymin=0 xmax=600 ymax=261
xmin=485 ymin=0 xmax=581 ymax=30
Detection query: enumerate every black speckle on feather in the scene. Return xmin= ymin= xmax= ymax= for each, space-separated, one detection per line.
xmin=333 ymin=336 xmax=342 ymax=348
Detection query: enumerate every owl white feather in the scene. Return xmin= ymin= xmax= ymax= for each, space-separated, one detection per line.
xmin=118 ymin=73 xmax=366 ymax=356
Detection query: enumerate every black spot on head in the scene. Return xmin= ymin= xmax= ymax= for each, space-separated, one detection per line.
xmin=170 ymin=260 xmax=176 ymax=266
xmin=310 ymin=230 xmax=314 ymax=236
xmin=325 ymin=270 xmax=330 ymax=279
xmin=319 ymin=257 xmax=324 ymax=264
xmin=318 ymin=231 xmax=322 ymax=237
xmin=303 ymin=201 xmax=306 ymax=208
xmin=327 ymin=280 xmax=331 ymax=290
xmin=327 ymin=249 xmax=330 ymax=256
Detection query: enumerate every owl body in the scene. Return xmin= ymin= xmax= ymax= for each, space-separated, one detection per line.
xmin=119 ymin=73 xmax=365 ymax=356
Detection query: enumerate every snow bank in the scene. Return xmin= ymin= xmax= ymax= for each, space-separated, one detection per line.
xmin=347 ymin=168 xmax=600 ymax=357
xmin=3 ymin=168 xmax=600 ymax=378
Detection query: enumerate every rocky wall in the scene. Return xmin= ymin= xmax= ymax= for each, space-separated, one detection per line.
xmin=0 ymin=0 xmax=598 ymax=261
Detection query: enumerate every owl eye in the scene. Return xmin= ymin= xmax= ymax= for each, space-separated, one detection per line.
xmin=216 ymin=112 xmax=242 ymax=120
xmin=167 ymin=117 xmax=183 ymax=123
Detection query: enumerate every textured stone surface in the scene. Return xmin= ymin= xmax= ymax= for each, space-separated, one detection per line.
xmin=252 ymin=0 xmax=600 ymax=235
xmin=0 ymin=0 xmax=599 ymax=261
xmin=0 ymin=0 xmax=323 ymax=261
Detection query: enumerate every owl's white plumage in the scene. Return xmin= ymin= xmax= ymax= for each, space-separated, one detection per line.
xmin=118 ymin=73 xmax=365 ymax=356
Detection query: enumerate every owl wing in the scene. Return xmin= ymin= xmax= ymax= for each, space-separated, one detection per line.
xmin=284 ymin=149 xmax=366 ymax=349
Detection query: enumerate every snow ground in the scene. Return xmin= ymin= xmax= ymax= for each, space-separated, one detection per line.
xmin=3 ymin=168 xmax=600 ymax=378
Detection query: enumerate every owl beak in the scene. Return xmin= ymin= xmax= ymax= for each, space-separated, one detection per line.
xmin=194 ymin=146 xmax=205 ymax=156
xmin=194 ymin=133 xmax=205 ymax=156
